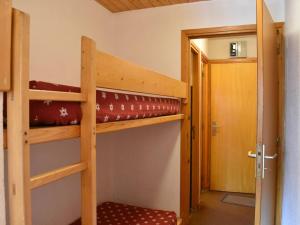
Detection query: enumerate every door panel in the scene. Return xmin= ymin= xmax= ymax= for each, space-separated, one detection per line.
xmin=255 ymin=1 xmax=279 ymax=225
xmin=210 ymin=63 xmax=257 ymax=193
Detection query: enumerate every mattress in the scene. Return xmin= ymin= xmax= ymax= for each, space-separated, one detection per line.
xmin=70 ymin=202 xmax=177 ymax=225
xmin=4 ymin=81 xmax=180 ymax=126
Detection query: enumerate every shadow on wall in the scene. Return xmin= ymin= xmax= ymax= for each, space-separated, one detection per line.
xmin=109 ymin=122 xmax=180 ymax=212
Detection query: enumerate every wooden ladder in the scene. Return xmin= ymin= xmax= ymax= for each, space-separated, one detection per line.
xmin=7 ymin=9 xmax=97 ymax=225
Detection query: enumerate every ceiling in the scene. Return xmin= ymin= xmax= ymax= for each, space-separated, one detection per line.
xmin=96 ymin=0 xmax=207 ymax=13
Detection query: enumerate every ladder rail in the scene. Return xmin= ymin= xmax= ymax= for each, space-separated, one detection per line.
xmin=8 ymin=10 xmax=97 ymax=225
xmin=7 ymin=9 xmax=31 ymax=225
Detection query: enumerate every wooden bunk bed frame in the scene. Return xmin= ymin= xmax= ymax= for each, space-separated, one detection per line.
xmin=4 ymin=9 xmax=186 ymax=225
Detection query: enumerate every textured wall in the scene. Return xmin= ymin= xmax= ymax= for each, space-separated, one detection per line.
xmin=282 ymin=0 xmax=300 ymax=224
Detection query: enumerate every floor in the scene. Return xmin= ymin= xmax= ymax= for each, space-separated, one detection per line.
xmin=190 ymin=191 xmax=255 ymax=225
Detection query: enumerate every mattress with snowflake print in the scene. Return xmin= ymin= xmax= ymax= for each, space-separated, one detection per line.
xmin=14 ymin=81 xmax=180 ymax=126
xmin=69 ymin=202 xmax=177 ymax=225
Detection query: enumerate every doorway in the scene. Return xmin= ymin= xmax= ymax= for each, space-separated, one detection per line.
xmin=180 ymin=17 xmax=285 ymax=225
xmin=189 ymin=35 xmax=257 ymax=225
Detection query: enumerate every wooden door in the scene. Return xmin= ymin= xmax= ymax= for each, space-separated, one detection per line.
xmin=254 ymin=1 xmax=279 ymax=225
xmin=210 ymin=62 xmax=257 ymax=193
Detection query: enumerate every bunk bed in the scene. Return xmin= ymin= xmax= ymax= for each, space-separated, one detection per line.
xmin=4 ymin=8 xmax=187 ymax=225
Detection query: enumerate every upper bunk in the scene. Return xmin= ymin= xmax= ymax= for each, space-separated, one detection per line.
xmin=3 ymin=20 xmax=188 ymax=148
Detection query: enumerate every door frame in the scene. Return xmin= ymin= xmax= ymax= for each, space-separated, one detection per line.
xmin=189 ymin=42 xmax=210 ymax=209
xmin=190 ymin=42 xmax=201 ymax=210
xmin=180 ymin=23 xmax=285 ymax=225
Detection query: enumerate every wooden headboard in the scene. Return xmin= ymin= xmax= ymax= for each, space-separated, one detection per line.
xmin=96 ymin=51 xmax=187 ymax=99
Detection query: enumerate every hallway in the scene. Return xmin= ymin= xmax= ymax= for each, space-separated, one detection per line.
xmin=190 ymin=191 xmax=255 ymax=225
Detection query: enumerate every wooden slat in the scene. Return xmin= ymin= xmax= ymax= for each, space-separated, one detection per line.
xmin=95 ymin=0 xmax=205 ymax=12
xmin=80 ymin=36 xmax=97 ymax=225
xmin=29 ymin=90 xmax=86 ymax=102
xmin=4 ymin=115 xmax=184 ymax=148
xmin=183 ymin=24 xmax=257 ymax=39
xmin=0 ymin=0 xmax=11 ymax=91
xmin=96 ymin=51 xmax=187 ymax=98
xmin=30 ymin=162 xmax=87 ymax=189
xmin=29 ymin=126 xmax=80 ymax=144
xmin=96 ymin=114 xmax=184 ymax=134
xmin=7 ymin=9 xmax=31 ymax=225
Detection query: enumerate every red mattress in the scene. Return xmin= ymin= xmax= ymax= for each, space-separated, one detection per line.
xmin=4 ymin=81 xmax=180 ymax=126
xmin=70 ymin=202 xmax=177 ymax=225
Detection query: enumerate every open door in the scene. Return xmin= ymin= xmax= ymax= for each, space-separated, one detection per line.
xmin=249 ymin=1 xmax=279 ymax=225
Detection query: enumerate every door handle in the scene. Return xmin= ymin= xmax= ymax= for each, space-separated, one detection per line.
xmin=248 ymin=145 xmax=278 ymax=178
xmin=248 ymin=150 xmax=278 ymax=160
xmin=248 ymin=151 xmax=257 ymax=158
xmin=264 ymin=153 xmax=278 ymax=160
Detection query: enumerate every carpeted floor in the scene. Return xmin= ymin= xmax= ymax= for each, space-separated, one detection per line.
xmin=190 ymin=191 xmax=255 ymax=225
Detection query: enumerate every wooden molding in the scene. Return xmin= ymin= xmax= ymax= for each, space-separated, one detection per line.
xmin=180 ymin=30 xmax=192 ymax=225
xmin=208 ymin=58 xmax=257 ymax=64
xmin=183 ymin=24 xmax=257 ymax=39
xmin=275 ymin=23 xmax=285 ymax=225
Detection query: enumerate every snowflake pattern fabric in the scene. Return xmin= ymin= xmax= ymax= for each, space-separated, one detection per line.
xmin=27 ymin=81 xmax=180 ymax=126
xmin=70 ymin=202 xmax=177 ymax=225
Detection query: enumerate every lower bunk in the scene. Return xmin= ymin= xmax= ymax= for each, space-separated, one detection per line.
xmin=70 ymin=202 xmax=181 ymax=225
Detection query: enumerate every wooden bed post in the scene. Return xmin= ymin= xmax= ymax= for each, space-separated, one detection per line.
xmin=7 ymin=9 xmax=31 ymax=225
xmin=80 ymin=36 xmax=97 ymax=225
xmin=0 ymin=0 xmax=12 ymax=91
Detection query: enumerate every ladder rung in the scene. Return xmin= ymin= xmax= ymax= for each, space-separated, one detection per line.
xmin=29 ymin=125 xmax=80 ymax=144
xmin=30 ymin=162 xmax=87 ymax=189
xmin=29 ymin=89 xmax=86 ymax=102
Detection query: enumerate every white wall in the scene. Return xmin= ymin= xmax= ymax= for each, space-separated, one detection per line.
xmin=282 ymin=0 xmax=300 ymax=225
xmin=110 ymin=0 xmax=257 ymax=215
xmin=265 ymin=0 xmax=285 ymax=21
xmin=207 ymin=36 xmax=257 ymax=59
xmin=193 ymin=36 xmax=257 ymax=59
xmin=12 ymin=0 xmax=116 ymax=86
xmin=110 ymin=0 xmax=284 ymax=217
xmin=191 ymin=39 xmax=208 ymax=56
